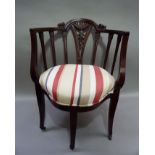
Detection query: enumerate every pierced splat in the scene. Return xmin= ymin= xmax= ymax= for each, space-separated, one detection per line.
xmin=71 ymin=21 xmax=92 ymax=63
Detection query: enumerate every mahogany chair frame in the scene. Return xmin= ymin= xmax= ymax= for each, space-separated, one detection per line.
xmin=30 ymin=18 xmax=129 ymax=150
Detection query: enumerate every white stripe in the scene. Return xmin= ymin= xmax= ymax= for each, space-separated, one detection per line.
xmin=106 ymin=72 xmax=110 ymax=92
xmin=39 ymin=68 xmax=51 ymax=91
xmin=103 ymin=70 xmax=109 ymax=93
xmin=99 ymin=69 xmax=109 ymax=101
xmin=87 ymin=66 xmax=96 ymax=106
xmin=108 ymin=74 xmax=115 ymax=92
xmin=45 ymin=66 xmax=60 ymax=97
xmin=57 ymin=65 xmax=75 ymax=105
xmin=72 ymin=65 xmax=81 ymax=106
xmin=98 ymin=69 xmax=104 ymax=102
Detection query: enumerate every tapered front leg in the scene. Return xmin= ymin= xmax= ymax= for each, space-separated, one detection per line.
xmin=108 ymin=91 xmax=119 ymax=140
xmin=70 ymin=110 xmax=78 ymax=150
xmin=35 ymin=83 xmax=46 ymax=130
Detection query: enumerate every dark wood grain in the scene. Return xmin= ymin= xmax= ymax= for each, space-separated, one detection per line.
xmin=58 ymin=23 xmax=68 ymax=64
xmin=70 ymin=109 xmax=77 ymax=150
xmin=91 ymin=32 xmax=100 ymax=64
xmin=49 ymin=30 xmax=56 ymax=66
xmin=39 ymin=32 xmax=48 ymax=70
xmin=111 ymin=34 xmax=122 ymax=74
xmin=62 ymin=31 xmax=68 ymax=64
xmin=35 ymin=83 xmax=46 ymax=130
xmin=30 ymin=30 xmax=39 ymax=82
xmin=103 ymin=33 xmax=114 ymax=69
xmin=29 ymin=18 xmax=130 ymax=150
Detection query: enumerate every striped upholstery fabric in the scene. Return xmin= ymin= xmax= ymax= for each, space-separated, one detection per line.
xmin=39 ymin=64 xmax=115 ymax=107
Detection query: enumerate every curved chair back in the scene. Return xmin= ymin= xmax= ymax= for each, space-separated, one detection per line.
xmin=30 ymin=18 xmax=129 ymax=88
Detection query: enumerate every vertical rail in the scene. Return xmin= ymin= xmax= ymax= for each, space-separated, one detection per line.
xmin=91 ymin=32 xmax=100 ymax=65
xmin=103 ymin=33 xmax=114 ymax=69
xmin=116 ymin=34 xmax=129 ymax=88
xmin=111 ymin=34 xmax=122 ymax=75
xmin=39 ymin=32 xmax=47 ymax=70
xmin=49 ymin=30 xmax=56 ymax=66
xmin=62 ymin=31 xmax=68 ymax=64
xmin=30 ymin=30 xmax=39 ymax=82
xmin=71 ymin=25 xmax=82 ymax=64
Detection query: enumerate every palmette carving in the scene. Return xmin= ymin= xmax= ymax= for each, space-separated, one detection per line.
xmin=71 ymin=21 xmax=92 ymax=62
xmin=57 ymin=19 xmax=106 ymax=63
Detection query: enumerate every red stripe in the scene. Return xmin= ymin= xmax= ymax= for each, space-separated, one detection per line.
xmin=70 ymin=65 xmax=78 ymax=106
xmin=93 ymin=66 xmax=104 ymax=104
xmin=52 ymin=65 xmax=65 ymax=101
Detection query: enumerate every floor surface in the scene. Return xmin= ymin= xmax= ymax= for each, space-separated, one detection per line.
xmin=16 ymin=93 xmax=139 ymax=155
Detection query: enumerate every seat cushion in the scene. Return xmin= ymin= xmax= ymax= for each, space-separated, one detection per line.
xmin=39 ymin=64 xmax=115 ymax=107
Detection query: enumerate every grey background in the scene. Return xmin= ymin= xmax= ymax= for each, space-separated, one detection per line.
xmin=16 ymin=0 xmax=139 ymax=154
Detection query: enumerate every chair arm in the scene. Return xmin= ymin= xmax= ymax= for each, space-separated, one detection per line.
xmin=114 ymin=33 xmax=129 ymax=91
xmin=30 ymin=29 xmax=39 ymax=83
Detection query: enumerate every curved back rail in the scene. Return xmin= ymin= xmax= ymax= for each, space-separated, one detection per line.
xmin=30 ymin=18 xmax=129 ymax=90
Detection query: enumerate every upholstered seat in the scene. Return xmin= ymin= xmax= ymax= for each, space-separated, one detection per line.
xmin=39 ymin=64 xmax=115 ymax=107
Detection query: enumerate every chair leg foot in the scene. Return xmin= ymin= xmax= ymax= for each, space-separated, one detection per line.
xmin=70 ymin=110 xmax=77 ymax=150
xmin=35 ymin=83 xmax=46 ymax=130
xmin=70 ymin=144 xmax=75 ymax=150
xmin=40 ymin=125 xmax=46 ymax=131
xmin=108 ymin=134 xmax=112 ymax=140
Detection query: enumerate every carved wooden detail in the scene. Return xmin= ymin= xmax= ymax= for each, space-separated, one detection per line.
xmin=71 ymin=21 xmax=92 ymax=63
xmin=58 ymin=19 xmax=106 ymax=63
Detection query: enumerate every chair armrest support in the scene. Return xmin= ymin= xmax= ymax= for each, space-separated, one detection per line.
xmin=114 ymin=33 xmax=129 ymax=91
xmin=30 ymin=30 xmax=39 ymax=83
